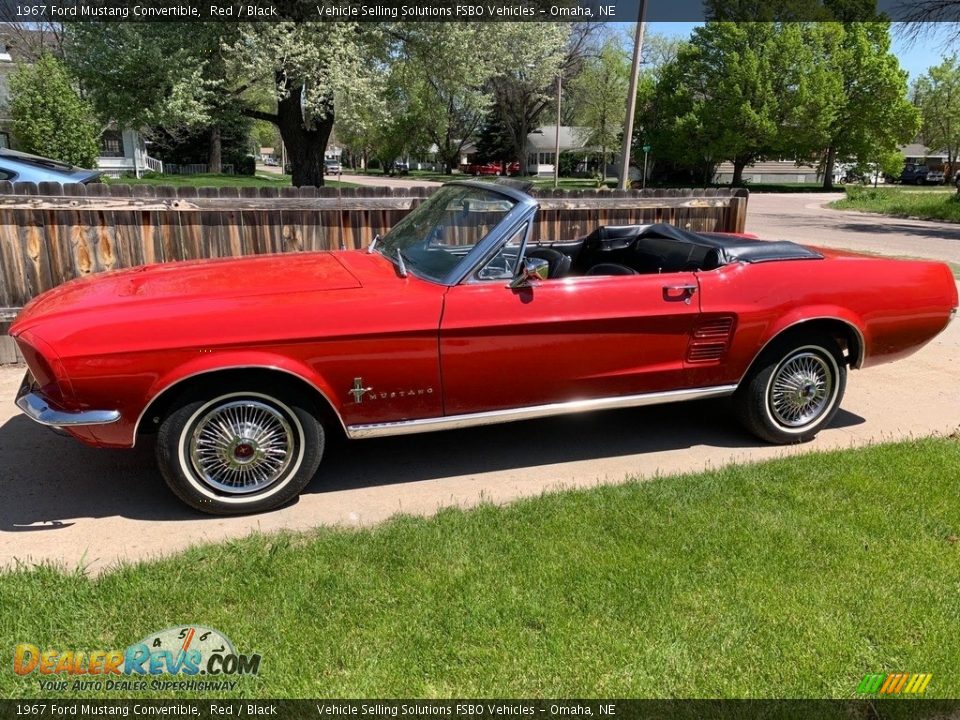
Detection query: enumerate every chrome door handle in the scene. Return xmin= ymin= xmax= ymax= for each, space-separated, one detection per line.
xmin=663 ymin=284 xmax=697 ymax=304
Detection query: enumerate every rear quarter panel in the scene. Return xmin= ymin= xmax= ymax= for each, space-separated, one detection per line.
xmin=691 ymin=254 xmax=957 ymax=388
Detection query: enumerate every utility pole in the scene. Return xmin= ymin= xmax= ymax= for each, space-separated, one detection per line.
xmin=554 ymin=72 xmax=562 ymax=188
xmin=618 ymin=4 xmax=647 ymax=190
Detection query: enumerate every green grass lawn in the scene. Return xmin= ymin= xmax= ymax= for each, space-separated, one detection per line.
xmin=2 ymin=438 xmax=958 ymax=699
xmin=830 ymin=186 xmax=960 ymax=222
xmin=104 ymin=173 xmax=358 ymax=189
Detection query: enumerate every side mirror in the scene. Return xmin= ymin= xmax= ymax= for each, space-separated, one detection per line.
xmin=509 ymin=257 xmax=549 ymax=289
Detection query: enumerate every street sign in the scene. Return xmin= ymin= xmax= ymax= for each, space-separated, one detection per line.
xmin=642 ymin=145 xmax=652 ymax=152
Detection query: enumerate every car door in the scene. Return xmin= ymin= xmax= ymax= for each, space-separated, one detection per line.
xmin=439 ymin=253 xmax=702 ymax=416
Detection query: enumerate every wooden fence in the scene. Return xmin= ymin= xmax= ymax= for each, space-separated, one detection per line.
xmin=0 ymin=182 xmax=748 ymax=364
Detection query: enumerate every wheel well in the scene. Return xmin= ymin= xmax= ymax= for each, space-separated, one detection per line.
xmin=136 ymin=368 xmax=344 ymax=439
xmin=742 ymin=318 xmax=864 ymax=384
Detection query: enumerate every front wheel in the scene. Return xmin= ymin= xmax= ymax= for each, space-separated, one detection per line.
xmin=735 ymin=335 xmax=847 ymax=444
xmin=156 ymin=390 xmax=324 ymax=515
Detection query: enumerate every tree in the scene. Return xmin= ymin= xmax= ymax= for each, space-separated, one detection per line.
xmin=9 ymin=53 xmax=100 ymax=168
xmin=913 ymin=56 xmax=960 ymax=178
xmin=391 ymin=23 xmax=501 ymax=174
xmin=69 ymin=22 xmax=385 ymax=186
xmin=67 ymin=23 xmax=228 ymax=171
xmin=569 ymin=40 xmax=629 ymax=183
xmin=814 ymin=23 xmax=920 ymax=189
xmin=485 ymin=22 xmax=579 ymax=175
xmin=651 ymin=23 xmax=793 ymax=186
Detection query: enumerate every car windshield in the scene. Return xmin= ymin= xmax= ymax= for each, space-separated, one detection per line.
xmin=375 ymin=184 xmax=517 ymax=283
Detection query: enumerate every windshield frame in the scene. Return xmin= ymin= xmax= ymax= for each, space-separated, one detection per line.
xmin=375 ymin=180 xmax=538 ymax=286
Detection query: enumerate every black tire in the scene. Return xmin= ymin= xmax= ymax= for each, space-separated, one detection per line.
xmin=156 ymin=388 xmax=324 ymax=515
xmin=734 ymin=333 xmax=847 ymax=444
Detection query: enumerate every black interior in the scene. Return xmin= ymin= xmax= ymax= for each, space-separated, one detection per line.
xmin=525 ymin=223 xmax=823 ymax=278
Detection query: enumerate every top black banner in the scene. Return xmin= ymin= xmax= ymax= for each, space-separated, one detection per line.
xmin=0 ymin=0 xmax=952 ymax=23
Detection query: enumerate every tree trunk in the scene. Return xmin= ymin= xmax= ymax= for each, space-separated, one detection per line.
xmin=208 ymin=126 xmax=222 ymax=174
xmin=822 ymin=146 xmax=836 ymax=191
xmin=732 ymin=159 xmax=746 ymax=186
xmin=275 ymin=80 xmax=333 ymax=187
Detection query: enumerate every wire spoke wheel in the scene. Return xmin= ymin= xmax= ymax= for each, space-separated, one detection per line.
xmin=188 ymin=399 xmax=296 ymax=495
xmin=768 ymin=351 xmax=833 ymax=428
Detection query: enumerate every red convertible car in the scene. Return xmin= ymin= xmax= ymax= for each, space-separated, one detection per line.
xmin=10 ymin=181 xmax=958 ymax=514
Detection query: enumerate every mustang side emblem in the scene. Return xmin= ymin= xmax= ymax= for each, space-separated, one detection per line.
xmin=349 ymin=377 xmax=434 ymax=403
xmin=350 ymin=377 xmax=372 ymax=403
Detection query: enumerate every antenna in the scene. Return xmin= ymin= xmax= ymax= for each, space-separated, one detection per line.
xmin=396 ymin=249 xmax=408 ymax=278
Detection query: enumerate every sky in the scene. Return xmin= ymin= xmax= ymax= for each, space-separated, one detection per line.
xmin=646 ymin=22 xmax=956 ymax=81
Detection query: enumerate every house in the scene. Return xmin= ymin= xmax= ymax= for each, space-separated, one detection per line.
xmin=525 ymin=126 xmax=591 ymax=176
xmin=96 ymin=126 xmax=163 ymax=177
xmin=900 ymin=142 xmax=948 ymax=169
xmin=454 ymin=126 xmax=592 ymax=175
xmin=0 ymin=31 xmax=161 ymax=177
xmin=713 ymin=159 xmax=823 ymax=185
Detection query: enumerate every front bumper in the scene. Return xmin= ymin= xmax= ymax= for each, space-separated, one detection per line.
xmin=15 ymin=372 xmax=120 ymax=427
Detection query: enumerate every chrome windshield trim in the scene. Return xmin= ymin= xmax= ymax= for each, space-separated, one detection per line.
xmin=345 ymin=384 xmax=737 ymax=440
xmin=16 ymin=391 xmax=120 ymax=427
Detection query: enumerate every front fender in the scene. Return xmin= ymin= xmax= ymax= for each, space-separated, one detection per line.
xmin=132 ymin=351 xmax=345 ymax=440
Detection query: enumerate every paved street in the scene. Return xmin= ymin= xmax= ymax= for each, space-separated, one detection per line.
xmin=747 ymin=192 xmax=960 ymax=265
xmin=1 ymin=192 xmax=958 ymax=573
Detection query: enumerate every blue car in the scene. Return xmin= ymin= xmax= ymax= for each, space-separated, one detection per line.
xmin=0 ymin=148 xmax=101 ymax=184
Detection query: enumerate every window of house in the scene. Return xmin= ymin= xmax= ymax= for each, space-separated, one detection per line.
xmin=99 ymin=131 xmax=123 ymax=158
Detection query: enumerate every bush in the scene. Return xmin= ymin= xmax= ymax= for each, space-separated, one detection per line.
xmin=234 ymin=155 xmax=256 ymax=176
xmin=9 ymin=54 xmax=100 ymax=168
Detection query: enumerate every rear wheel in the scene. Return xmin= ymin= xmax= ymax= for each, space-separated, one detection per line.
xmin=156 ymin=389 xmax=323 ymax=515
xmin=735 ymin=334 xmax=846 ymax=444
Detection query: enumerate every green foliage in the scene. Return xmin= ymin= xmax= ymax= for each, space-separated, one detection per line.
xmin=646 ymin=21 xmax=918 ymax=189
xmin=913 ymin=55 xmax=960 ymax=173
xmin=832 ymin=186 xmax=960 ymax=222
xmin=8 ymin=54 xmax=100 ymax=168
xmin=816 ymin=23 xmax=920 ymax=189
xmin=558 ymin=150 xmax=591 ymax=177
xmin=569 ymin=40 xmax=629 ymax=181
xmin=2 ymin=438 xmax=959 ymax=697
xmin=234 ymin=155 xmax=256 ymax=176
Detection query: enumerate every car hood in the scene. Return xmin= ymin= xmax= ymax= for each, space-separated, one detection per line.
xmin=10 ymin=252 xmax=362 ymax=336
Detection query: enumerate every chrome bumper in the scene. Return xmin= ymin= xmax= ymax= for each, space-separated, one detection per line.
xmin=15 ymin=372 xmax=120 ymax=427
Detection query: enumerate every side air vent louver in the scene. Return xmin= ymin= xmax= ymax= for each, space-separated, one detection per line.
xmin=686 ymin=317 xmax=735 ymax=363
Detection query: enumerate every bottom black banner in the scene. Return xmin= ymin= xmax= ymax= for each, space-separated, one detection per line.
xmin=1 ymin=700 xmax=959 ymax=720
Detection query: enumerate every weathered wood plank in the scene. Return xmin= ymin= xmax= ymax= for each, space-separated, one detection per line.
xmin=0 ymin=194 xmax=739 ymax=212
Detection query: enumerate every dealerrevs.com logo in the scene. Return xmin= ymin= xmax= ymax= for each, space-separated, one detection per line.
xmin=14 ymin=626 xmax=261 ymax=693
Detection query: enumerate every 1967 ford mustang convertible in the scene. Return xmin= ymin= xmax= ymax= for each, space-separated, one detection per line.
xmin=10 ymin=181 xmax=959 ymax=514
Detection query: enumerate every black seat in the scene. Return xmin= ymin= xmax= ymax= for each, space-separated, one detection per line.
xmin=585 ymin=262 xmax=637 ymax=276
xmin=526 ymin=247 xmax=572 ymax=279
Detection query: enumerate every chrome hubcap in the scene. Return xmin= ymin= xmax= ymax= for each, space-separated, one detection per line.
xmin=189 ymin=400 xmax=295 ymax=494
xmin=769 ymin=352 xmax=833 ymax=428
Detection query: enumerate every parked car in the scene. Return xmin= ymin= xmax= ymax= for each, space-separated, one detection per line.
xmin=899 ymin=163 xmax=931 ymax=185
xmin=263 ymin=158 xmax=279 ymax=167
xmin=926 ymin=168 xmax=946 ymax=184
xmin=465 ymin=161 xmax=502 ymax=176
xmin=324 ymin=159 xmax=342 ymax=175
xmin=464 ymin=161 xmax=520 ymax=177
xmin=392 ymin=161 xmax=410 ymax=175
xmin=10 ymin=181 xmax=958 ymax=515
xmin=0 ymin=148 xmax=101 ymax=184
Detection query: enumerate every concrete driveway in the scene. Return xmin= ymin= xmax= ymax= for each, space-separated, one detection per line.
xmin=1 ymin=192 xmax=958 ymax=572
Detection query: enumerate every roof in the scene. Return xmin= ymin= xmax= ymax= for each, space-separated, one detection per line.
xmin=900 ymin=142 xmax=947 ymax=159
xmin=526 ymin=126 xmax=590 ymax=151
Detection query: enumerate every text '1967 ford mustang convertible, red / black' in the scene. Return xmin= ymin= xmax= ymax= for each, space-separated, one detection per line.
xmin=10 ymin=181 xmax=959 ymax=514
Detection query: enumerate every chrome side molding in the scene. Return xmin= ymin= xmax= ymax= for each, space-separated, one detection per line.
xmin=345 ymin=384 xmax=738 ymax=440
